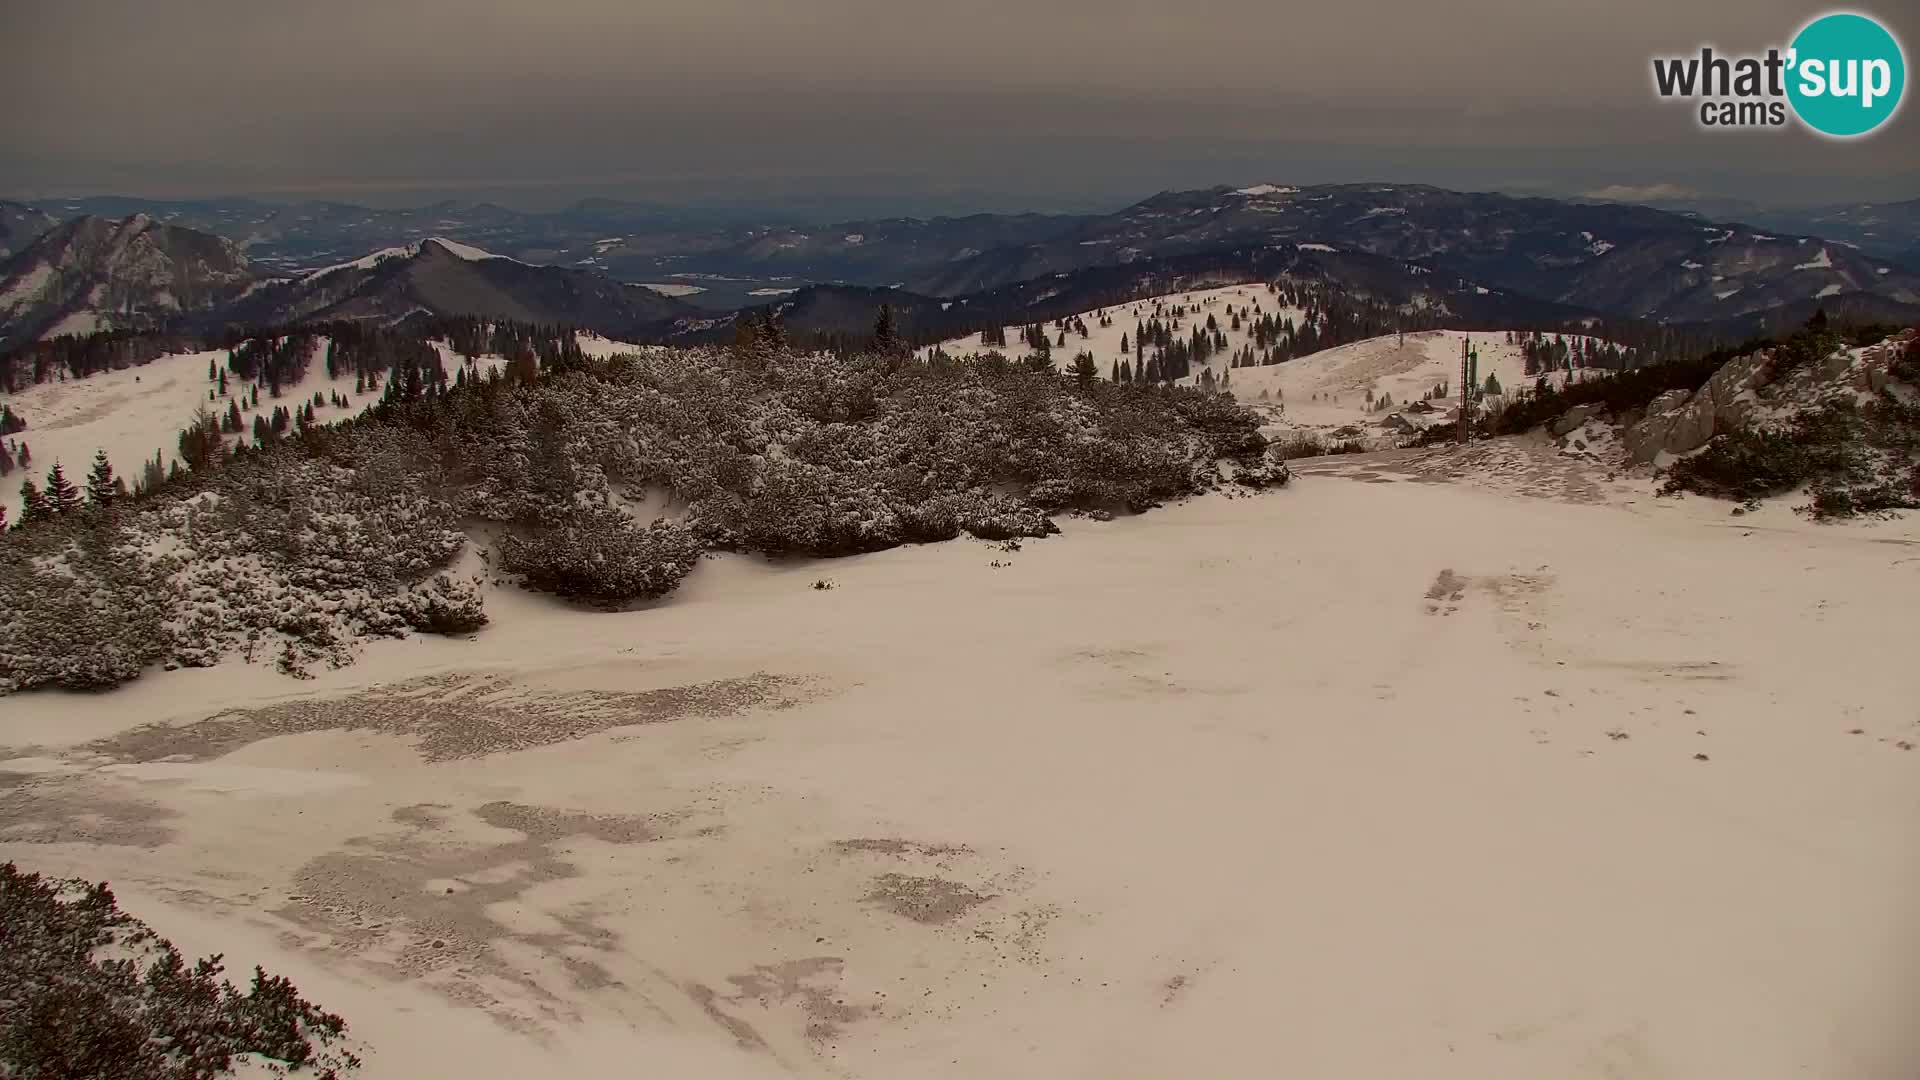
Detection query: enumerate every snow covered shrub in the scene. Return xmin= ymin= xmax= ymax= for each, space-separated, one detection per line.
xmin=399 ymin=574 xmax=489 ymax=635
xmin=0 ymin=862 xmax=361 ymax=1079
xmin=0 ymin=526 xmax=172 ymax=692
xmin=1893 ymin=335 xmax=1920 ymax=384
xmin=1231 ymin=457 xmax=1293 ymax=488
xmin=949 ymin=491 xmax=1060 ymax=541
xmin=731 ymin=457 xmax=906 ymax=555
xmin=1272 ymin=433 xmax=1367 ymax=460
xmin=1661 ymin=392 xmax=1920 ymax=518
xmin=1 ymin=334 xmax=1280 ymax=692
xmin=498 ymin=507 xmax=703 ymax=605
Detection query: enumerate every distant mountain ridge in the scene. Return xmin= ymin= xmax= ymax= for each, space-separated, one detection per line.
xmin=907 ymin=184 xmax=1920 ymax=323
xmin=224 ymin=236 xmax=699 ymax=338
xmin=674 ymin=242 xmax=1612 ymax=348
xmin=0 ymin=201 xmax=59 ymax=260
xmin=0 ymin=219 xmax=704 ymax=348
xmin=0 ymin=214 xmax=261 ymax=348
xmin=5 ymin=183 xmax=1917 ymax=352
xmin=1738 ymin=198 xmax=1920 ymax=270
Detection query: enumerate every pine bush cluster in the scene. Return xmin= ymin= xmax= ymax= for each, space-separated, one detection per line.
xmin=0 ymin=862 xmax=361 ymax=1079
xmin=1 ymin=334 xmax=1282 ymax=692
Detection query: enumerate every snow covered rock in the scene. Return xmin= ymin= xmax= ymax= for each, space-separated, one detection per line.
xmin=1622 ymin=347 xmax=1778 ymax=463
xmin=1549 ymin=403 xmax=1602 ymax=437
xmin=1623 ymin=390 xmax=1694 ymax=463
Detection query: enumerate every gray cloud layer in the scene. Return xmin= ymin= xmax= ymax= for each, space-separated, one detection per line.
xmin=3 ymin=0 xmax=1915 ymax=209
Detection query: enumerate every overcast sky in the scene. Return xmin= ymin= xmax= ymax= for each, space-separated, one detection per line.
xmin=3 ymin=0 xmax=1915 ymax=213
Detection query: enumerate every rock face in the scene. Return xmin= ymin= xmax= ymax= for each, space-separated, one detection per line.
xmin=1622 ymin=390 xmax=1697 ymax=463
xmin=1616 ymin=329 xmax=1917 ymax=464
xmin=1549 ymin=403 xmax=1602 ymax=437
xmin=0 ymin=214 xmax=261 ymax=348
xmin=1621 ymin=349 xmax=1777 ymax=463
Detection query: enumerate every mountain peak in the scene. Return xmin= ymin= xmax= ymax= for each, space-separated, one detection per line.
xmin=0 ymin=215 xmax=257 ymax=347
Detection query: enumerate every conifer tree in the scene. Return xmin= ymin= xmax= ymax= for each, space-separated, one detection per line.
xmin=758 ymin=308 xmax=788 ymax=353
xmin=85 ymin=449 xmax=122 ymax=509
xmin=506 ymin=344 xmax=538 ymax=386
xmin=44 ymin=463 xmax=83 ymax=515
xmin=17 ymin=479 xmax=49 ymax=524
xmin=139 ymin=451 xmax=166 ymax=496
xmin=872 ymin=305 xmax=902 ymax=354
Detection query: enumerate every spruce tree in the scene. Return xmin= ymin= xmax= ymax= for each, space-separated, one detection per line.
xmin=85 ymin=450 xmax=122 ymax=509
xmin=44 ymin=462 xmax=82 ymax=515
xmin=872 ymin=304 xmax=902 ymax=355
xmin=18 ymin=479 xmax=50 ymax=524
xmin=758 ymin=308 xmax=788 ymax=353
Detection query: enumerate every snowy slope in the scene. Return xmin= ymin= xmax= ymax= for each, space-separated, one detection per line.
xmin=1222 ymin=329 xmax=1610 ymax=434
xmin=2 ymin=332 xmax=646 ymax=518
xmin=917 ymin=282 xmax=1622 ymax=444
xmin=918 ymin=283 xmax=1308 ymax=378
xmin=302 ymin=237 xmax=523 ymax=280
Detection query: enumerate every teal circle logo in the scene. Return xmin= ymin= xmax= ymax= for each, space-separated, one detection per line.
xmin=1787 ymin=12 xmax=1906 ymax=137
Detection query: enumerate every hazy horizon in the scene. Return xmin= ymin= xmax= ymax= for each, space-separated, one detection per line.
xmin=6 ymin=170 xmax=1916 ymax=224
xmin=4 ymin=0 xmax=1917 ymax=216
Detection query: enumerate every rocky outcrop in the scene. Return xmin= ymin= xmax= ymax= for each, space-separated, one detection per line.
xmin=1621 ymin=348 xmax=1776 ymax=463
xmin=1622 ymin=390 xmax=1700 ymax=463
xmin=1617 ymin=330 xmax=1917 ymax=465
xmin=1549 ymin=403 xmax=1602 ymax=436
